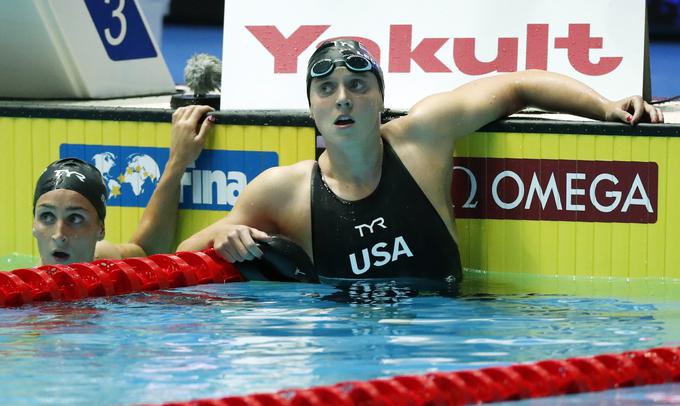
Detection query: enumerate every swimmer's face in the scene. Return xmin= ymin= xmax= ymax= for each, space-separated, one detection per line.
xmin=309 ymin=67 xmax=383 ymax=139
xmin=33 ymin=189 xmax=104 ymax=265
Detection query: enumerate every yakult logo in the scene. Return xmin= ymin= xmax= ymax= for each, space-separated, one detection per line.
xmin=248 ymin=23 xmax=622 ymax=76
xmin=452 ymin=158 xmax=658 ymax=223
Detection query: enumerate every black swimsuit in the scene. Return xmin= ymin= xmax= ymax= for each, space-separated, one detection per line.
xmin=311 ymin=140 xmax=462 ymax=289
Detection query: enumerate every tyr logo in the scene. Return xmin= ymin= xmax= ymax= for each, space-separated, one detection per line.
xmin=54 ymin=169 xmax=86 ymax=182
xmin=354 ymin=217 xmax=387 ymax=237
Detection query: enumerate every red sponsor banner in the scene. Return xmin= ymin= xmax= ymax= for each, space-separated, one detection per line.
xmin=452 ymin=158 xmax=658 ymax=223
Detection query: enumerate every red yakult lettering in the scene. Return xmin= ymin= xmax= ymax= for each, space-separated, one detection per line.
xmin=389 ymin=25 xmax=451 ymax=73
xmin=453 ymin=37 xmax=518 ymax=75
xmin=554 ymin=24 xmax=623 ymax=75
xmin=246 ymin=23 xmax=624 ymax=76
xmin=246 ymin=25 xmax=329 ymax=73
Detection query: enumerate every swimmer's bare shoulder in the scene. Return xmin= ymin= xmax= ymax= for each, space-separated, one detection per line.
xmin=178 ymin=160 xmax=315 ymax=252
xmin=381 ymin=72 xmax=535 ymax=166
xmin=245 ymin=160 xmax=315 ymax=238
xmin=379 ymin=112 xmax=458 ymax=181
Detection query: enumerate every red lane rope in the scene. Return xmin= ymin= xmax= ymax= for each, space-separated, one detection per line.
xmin=152 ymin=346 xmax=680 ymax=406
xmin=0 ymin=249 xmax=243 ymax=307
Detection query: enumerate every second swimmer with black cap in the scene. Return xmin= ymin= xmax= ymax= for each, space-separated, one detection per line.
xmin=179 ymin=39 xmax=664 ymax=289
xmin=33 ymin=105 xmax=215 ymax=266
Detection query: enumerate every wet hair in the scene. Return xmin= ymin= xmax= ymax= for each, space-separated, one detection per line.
xmin=306 ymin=39 xmax=384 ymax=103
xmin=33 ymin=158 xmax=107 ymax=221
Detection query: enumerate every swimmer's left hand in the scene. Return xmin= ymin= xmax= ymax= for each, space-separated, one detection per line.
xmin=605 ymin=96 xmax=664 ymax=125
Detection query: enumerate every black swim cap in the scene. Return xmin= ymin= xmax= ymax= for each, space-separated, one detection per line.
xmin=306 ymin=39 xmax=384 ymax=103
xmin=33 ymin=158 xmax=107 ymax=221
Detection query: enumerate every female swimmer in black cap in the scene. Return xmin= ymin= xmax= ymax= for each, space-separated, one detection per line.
xmin=33 ymin=105 xmax=215 ymax=265
xmin=179 ymin=39 xmax=664 ymax=288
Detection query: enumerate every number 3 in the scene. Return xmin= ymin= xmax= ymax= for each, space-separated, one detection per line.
xmin=104 ymin=0 xmax=127 ymax=46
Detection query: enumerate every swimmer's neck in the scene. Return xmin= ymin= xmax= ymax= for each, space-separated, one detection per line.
xmin=320 ymin=134 xmax=383 ymax=191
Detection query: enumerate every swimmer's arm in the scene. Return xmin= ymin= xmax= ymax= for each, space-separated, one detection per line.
xmin=177 ymin=166 xmax=287 ymax=261
xmin=125 ymin=106 xmax=215 ymax=257
xmin=124 ymin=157 xmax=196 ymax=256
xmin=404 ymin=70 xmax=663 ymax=149
xmin=93 ymin=240 xmax=131 ymax=260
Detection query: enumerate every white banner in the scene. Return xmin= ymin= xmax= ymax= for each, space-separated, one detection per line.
xmin=221 ymin=0 xmax=645 ymax=110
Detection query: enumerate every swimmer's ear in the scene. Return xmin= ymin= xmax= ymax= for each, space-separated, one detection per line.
xmin=98 ymin=223 xmax=105 ymax=241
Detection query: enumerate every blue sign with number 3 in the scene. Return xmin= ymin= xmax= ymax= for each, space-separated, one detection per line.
xmin=84 ymin=0 xmax=157 ymax=61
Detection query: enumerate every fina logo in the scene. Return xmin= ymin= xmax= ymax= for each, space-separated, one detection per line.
xmin=60 ymin=144 xmax=279 ymax=210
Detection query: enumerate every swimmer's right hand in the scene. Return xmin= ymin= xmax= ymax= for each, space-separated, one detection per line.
xmin=169 ymin=105 xmax=215 ymax=167
xmin=212 ymin=225 xmax=272 ymax=263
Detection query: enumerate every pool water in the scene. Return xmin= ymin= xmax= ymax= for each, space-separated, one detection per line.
xmin=1 ymin=276 xmax=679 ymax=405
xmin=0 ymin=253 xmax=38 ymax=271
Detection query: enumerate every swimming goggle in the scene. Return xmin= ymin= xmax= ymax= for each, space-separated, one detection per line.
xmin=309 ymin=54 xmax=373 ymax=78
